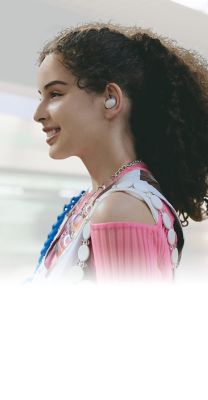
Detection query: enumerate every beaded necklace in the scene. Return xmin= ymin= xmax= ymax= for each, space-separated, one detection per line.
xmin=35 ymin=160 xmax=142 ymax=273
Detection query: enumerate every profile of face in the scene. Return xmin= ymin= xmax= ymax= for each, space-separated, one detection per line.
xmin=33 ymin=53 xmax=106 ymax=160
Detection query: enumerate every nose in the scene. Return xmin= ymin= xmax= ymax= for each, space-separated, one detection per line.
xmin=33 ymin=101 xmax=48 ymax=123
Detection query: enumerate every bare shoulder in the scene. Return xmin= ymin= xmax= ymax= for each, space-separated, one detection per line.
xmin=91 ymin=191 xmax=156 ymax=225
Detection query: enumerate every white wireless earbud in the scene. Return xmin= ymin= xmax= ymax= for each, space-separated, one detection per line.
xmin=104 ymin=96 xmax=117 ymax=109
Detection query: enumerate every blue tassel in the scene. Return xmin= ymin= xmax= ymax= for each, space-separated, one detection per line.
xmin=34 ymin=190 xmax=85 ymax=273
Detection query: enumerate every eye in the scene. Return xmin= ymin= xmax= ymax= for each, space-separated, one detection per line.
xmin=38 ymin=92 xmax=62 ymax=102
xmin=50 ymin=92 xmax=62 ymax=98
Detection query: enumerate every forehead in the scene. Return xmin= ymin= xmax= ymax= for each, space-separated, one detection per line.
xmin=37 ymin=53 xmax=76 ymax=89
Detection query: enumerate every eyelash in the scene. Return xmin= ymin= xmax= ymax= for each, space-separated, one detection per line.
xmin=50 ymin=92 xmax=62 ymax=98
xmin=38 ymin=92 xmax=62 ymax=101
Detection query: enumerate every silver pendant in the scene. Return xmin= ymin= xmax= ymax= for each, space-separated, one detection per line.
xmin=78 ymin=244 xmax=90 ymax=262
xmin=162 ymin=212 xmax=172 ymax=229
xmin=167 ymin=229 xmax=176 ymax=246
xmin=171 ymin=248 xmax=179 ymax=266
xmin=83 ymin=222 xmax=91 ymax=240
xmin=150 ymin=194 xmax=163 ymax=210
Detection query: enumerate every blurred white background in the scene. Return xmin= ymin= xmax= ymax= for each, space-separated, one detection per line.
xmin=0 ymin=0 xmax=208 ymax=283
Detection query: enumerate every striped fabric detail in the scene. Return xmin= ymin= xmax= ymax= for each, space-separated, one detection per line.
xmin=90 ymin=213 xmax=174 ymax=282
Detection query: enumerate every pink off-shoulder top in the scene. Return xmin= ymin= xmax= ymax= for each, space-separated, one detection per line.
xmin=43 ymin=162 xmax=177 ymax=282
xmin=89 ymin=208 xmax=175 ymax=282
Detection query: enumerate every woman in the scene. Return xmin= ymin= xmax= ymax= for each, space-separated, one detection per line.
xmin=31 ymin=22 xmax=208 ymax=283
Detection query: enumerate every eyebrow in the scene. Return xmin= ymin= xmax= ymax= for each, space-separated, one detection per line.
xmin=38 ymin=80 xmax=68 ymax=94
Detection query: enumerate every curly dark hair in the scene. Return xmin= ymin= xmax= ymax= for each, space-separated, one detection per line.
xmin=37 ymin=22 xmax=208 ymax=227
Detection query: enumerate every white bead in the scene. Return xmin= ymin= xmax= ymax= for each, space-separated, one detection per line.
xmin=167 ymin=229 xmax=176 ymax=245
xmin=78 ymin=244 xmax=90 ymax=262
xmin=171 ymin=248 xmax=179 ymax=265
xmin=150 ymin=194 xmax=163 ymax=210
xmin=162 ymin=212 xmax=172 ymax=229
xmin=65 ymin=265 xmax=84 ymax=283
xmin=83 ymin=222 xmax=91 ymax=240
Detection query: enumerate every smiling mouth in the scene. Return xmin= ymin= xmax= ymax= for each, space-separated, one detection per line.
xmin=46 ymin=130 xmax=60 ymax=145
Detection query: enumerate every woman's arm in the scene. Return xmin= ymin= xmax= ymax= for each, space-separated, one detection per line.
xmin=91 ymin=191 xmax=157 ymax=225
xmin=90 ymin=192 xmax=173 ymax=281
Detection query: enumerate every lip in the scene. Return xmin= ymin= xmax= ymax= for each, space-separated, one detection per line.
xmin=43 ymin=127 xmax=60 ymax=133
xmin=46 ymin=133 xmax=60 ymax=145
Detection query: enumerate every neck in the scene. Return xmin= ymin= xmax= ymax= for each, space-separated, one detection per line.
xmin=80 ymin=126 xmax=141 ymax=192
xmin=82 ymin=155 xmax=141 ymax=193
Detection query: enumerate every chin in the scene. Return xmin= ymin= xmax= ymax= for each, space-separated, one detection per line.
xmin=49 ymin=149 xmax=71 ymax=160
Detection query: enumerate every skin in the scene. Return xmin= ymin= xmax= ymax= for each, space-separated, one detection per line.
xmin=34 ymin=52 xmax=156 ymax=225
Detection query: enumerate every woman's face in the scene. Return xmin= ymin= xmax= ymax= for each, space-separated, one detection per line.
xmin=33 ymin=52 xmax=103 ymax=159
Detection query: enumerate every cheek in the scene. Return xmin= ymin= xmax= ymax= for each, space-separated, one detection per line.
xmin=48 ymin=96 xmax=98 ymax=133
xmin=48 ymin=101 xmax=72 ymax=126
xmin=48 ymin=102 xmax=63 ymax=115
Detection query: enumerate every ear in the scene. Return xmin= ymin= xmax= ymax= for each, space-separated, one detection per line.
xmin=103 ymin=82 xmax=124 ymax=119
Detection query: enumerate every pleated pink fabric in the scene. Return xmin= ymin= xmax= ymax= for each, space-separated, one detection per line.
xmin=90 ymin=202 xmax=176 ymax=282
